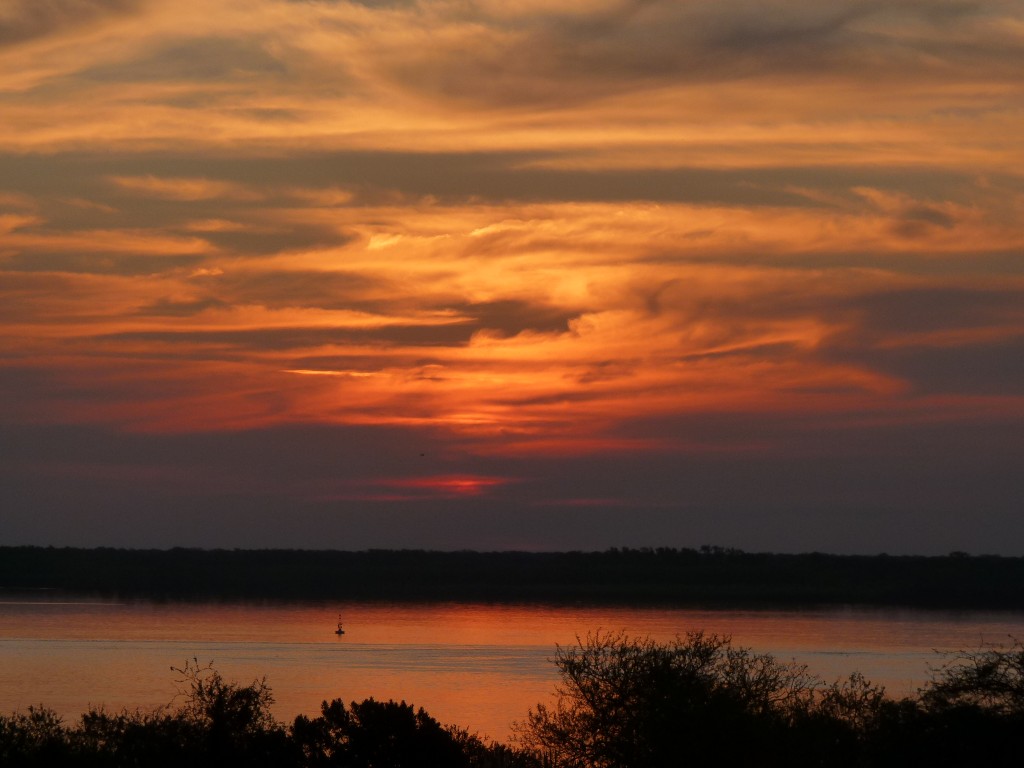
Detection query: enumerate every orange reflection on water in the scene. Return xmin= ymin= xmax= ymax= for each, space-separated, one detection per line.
xmin=5 ymin=599 xmax=1024 ymax=741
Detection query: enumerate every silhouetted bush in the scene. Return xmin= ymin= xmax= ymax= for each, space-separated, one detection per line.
xmin=514 ymin=631 xmax=820 ymax=767
xmin=910 ymin=637 xmax=1024 ymax=767
xmin=515 ymin=631 xmax=1024 ymax=768
xmin=293 ymin=697 xmax=469 ymax=767
xmin=0 ymin=660 xmax=535 ymax=767
xmin=921 ymin=636 xmax=1024 ymax=715
xmin=0 ymin=705 xmax=73 ymax=766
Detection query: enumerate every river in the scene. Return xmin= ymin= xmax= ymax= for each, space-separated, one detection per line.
xmin=2 ymin=597 xmax=1023 ymax=741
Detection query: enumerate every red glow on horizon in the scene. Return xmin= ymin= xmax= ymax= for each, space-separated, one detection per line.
xmin=384 ymin=475 xmax=511 ymax=497
xmin=305 ymin=474 xmax=515 ymax=504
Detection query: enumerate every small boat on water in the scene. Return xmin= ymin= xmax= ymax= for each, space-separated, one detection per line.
xmin=334 ymin=614 xmax=346 ymax=635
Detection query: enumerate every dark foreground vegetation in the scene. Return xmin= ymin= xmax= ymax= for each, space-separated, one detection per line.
xmin=3 ymin=633 xmax=1023 ymax=767
xmin=3 ymin=546 xmax=1024 ymax=608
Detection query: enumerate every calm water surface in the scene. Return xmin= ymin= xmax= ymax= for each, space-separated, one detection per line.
xmin=3 ymin=597 xmax=1023 ymax=741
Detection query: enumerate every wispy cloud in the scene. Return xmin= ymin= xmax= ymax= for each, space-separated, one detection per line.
xmin=0 ymin=0 xmax=142 ymax=48
xmin=109 ymin=175 xmax=265 ymax=201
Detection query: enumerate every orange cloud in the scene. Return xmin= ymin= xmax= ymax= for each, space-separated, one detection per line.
xmin=1 ymin=1 xmax=1022 ymax=470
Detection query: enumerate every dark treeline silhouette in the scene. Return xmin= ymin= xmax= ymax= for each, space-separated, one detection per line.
xmin=2 ymin=546 xmax=1024 ymax=608
xmin=3 ymin=634 xmax=1024 ymax=767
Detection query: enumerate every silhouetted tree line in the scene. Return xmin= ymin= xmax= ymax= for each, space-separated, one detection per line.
xmin=3 ymin=546 xmax=1023 ymax=608
xmin=4 ymin=635 xmax=1024 ymax=767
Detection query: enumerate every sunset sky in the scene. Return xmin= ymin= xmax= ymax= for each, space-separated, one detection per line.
xmin=2 ymin=0 xmax=1023 ymax=553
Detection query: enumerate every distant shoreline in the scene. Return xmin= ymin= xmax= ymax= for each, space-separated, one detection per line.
xmin=2 ymin=546 xmax=1023 ymax=610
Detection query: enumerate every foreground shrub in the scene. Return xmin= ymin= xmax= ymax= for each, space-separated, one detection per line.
xmin=514 ymin=631 xmax=1024 ymax=768
xmin=293 ymin=697 xmax=469 ymax=767
xmin=0 ymin=706 xmax=72 ymax=766
xmin=0 ymin=660 xmax=534 ymax=767
xmin=922 ymin=636 xmax=1024 ymax=715
xmin=514 ymin=631 xmax=820 ymax=767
